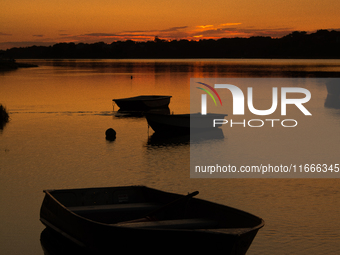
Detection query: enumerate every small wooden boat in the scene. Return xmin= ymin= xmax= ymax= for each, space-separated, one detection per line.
xmin=40 ymin=185 xmax=264 ymax=254
xmin=145 ymin=112 xmax=227 ymax=134
xmin=112 ymin=95 xmax=172 ymax=111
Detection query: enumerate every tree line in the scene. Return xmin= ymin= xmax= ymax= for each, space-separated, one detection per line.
xmin=2 ymin=30 xmax=340 ymax=59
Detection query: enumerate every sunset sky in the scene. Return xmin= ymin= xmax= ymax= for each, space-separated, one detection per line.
xmin=1 ymin=0 xmax=340 ymax=50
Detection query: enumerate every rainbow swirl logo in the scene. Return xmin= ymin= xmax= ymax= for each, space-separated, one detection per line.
xmin=196 ymin=82 xmax=222 ymax=106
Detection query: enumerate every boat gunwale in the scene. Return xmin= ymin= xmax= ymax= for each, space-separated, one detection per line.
xmin=41 ymin=185 xmax=264 ymax=234
xmin=112 ymin=95 xmax=172 ymax=102
xmin=144 ymin=112 xmax=228 ymax=118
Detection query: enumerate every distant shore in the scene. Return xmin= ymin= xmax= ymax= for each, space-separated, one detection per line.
xmin=1 ymin=30 xmax=339 ymax=60
xmin=0 ymin=58 xmax=38 ymax=70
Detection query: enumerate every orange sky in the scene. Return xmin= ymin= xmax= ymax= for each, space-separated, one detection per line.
xmin=1 ymin=0 xmax=340 ymax=50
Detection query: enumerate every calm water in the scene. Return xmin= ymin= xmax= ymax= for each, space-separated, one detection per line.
xmin=1 ymin=59 xmax=340 ymax=254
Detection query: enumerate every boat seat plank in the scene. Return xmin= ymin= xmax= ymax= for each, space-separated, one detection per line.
xmin=67 ymin=203 xmax=159 ymax=214
xmin=115 ymin=218 xmax=219 ymax=229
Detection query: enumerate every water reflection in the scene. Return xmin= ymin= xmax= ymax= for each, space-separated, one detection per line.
xmin=2 ymin=59 xmax=340 ymax=255
xmin=0 ymin=120 xmax=7 ymax=132
xmin=324 ymin=80 xmax=340 ymax=109
xmin=114 ymin=107 xmax=171 ymax=118
xmin=147 ymin=128 xmax=224 ymax=147
xmin=190 ymin=128 xmax=225 ymax=143
xmin=40 ymin=228 xmax=92 ymax=255
xmin=24 ymin=59 xmax=340 ymax=78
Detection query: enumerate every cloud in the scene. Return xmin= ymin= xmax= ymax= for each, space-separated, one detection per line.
xmin=190 ymin=23 xmax=244 ymax=39
xmin=61 ymin=25 xmax=297 ymax=44
xmin=236 ymin=27 xmax=296 ymax=38
xmin=124 ymin=26 xmax=188 ymax=33
xmin=65 ymin=26 xmax=192 ymax=43
xmin=188 ymin=23 xmax=297 ymax=40
xmin=197 ymin=25 xmax=214 ymax=29
xmin=220 ymin=23 xmax=242 ymax=26
xmin=83 ymin=33 xmax=118 ymax=37
xmin=160 ymin=26 xmax=188 ymax=32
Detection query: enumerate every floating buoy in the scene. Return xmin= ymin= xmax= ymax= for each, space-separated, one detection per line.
xmin=105 ymin=128 xmax=116 ymax=141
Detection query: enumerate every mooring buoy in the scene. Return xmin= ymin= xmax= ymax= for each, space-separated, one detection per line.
xmin=105 ymin=128 xmax=116 ymax=141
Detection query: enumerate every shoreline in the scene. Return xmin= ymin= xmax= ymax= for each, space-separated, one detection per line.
xmin=0 ymin=58 xmax=38 ymax=70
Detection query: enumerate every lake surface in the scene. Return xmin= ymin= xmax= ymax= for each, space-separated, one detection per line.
xmin=1 ymin=59 xmax=340 ymax=254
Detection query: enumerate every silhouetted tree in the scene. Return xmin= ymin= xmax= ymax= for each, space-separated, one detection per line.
xmin=3 ymin=30 xmax=340 ymax=59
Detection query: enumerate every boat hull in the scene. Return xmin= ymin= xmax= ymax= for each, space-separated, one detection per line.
xmin=145 ymin=113 xmax=227 ymax=135
xmin=113 ymin=95 xmax=172 ymax=111
xmin=40 ymin=186 xmax=263 ymax=254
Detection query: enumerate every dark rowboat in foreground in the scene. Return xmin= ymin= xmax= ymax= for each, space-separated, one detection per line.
xmin=112 ymin=95 xmax=172 ymax=111
xmin=145 ymin=112 xmax=227 ymax=135
xmin=40 ymin=185 xmax=264 ymax=254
